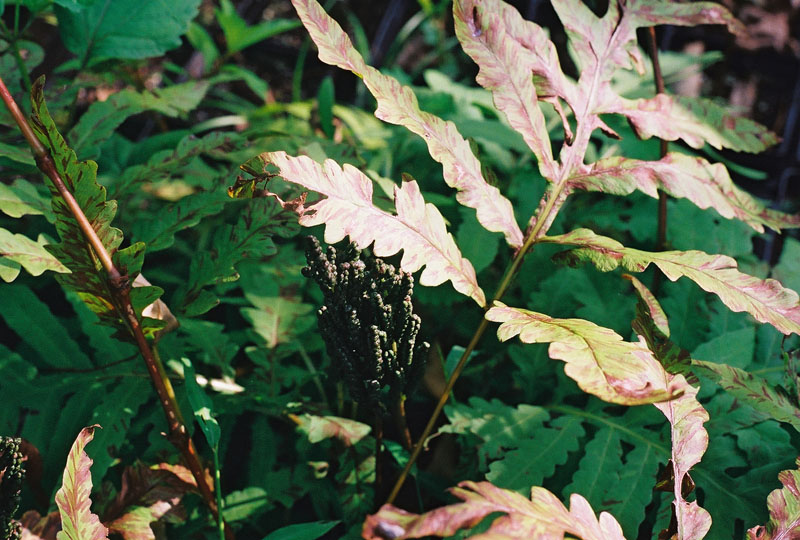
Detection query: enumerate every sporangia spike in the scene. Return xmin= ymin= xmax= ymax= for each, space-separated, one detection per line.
xmin=303 ymin=237 xmax=429 ymax=407
xmin=0 ymin=437 xmax=24 ymax=540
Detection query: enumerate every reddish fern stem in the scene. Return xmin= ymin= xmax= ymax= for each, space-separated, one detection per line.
xmin=0 ymin=76 xmax=232 ymax=540
xmin=649 ymin=28 xmax=669 ymax=256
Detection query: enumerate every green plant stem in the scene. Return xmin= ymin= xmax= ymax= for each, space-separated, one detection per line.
xmin=212 ymin=449 xmax=225 ymax=540
xmin=297 ymin=342 xmax=330 ymax=408
xmin=0 ymin=75 xmax=232 ymax=539
xmin=385 ymin=194 xmax=561 ymax=503
xmin=374 ymin=410 xmax=384 ymax=499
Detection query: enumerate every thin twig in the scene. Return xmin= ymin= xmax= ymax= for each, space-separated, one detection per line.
xmin=648 ymin=27 xmax=669 ymax=293
xmin=297 ymin=342 xmax=330 ymax=408
xmin=374 ymin=410 xmax=384 ymax=500
xmin=0 ymin=75 xmax=233 ymax=539
xmin=393 ymin=396 xmax=413 ymax=451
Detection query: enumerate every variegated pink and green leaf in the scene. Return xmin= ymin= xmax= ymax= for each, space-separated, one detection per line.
xmin=55 ymin=426 xmax=109 ymax=540
xmin=628 ymin=276 xmax=712 ymax=540
xmin=625 ymin=0 xmax=744 ymax=34
xmin=544 ymin=0 xmax=771 ymax=169
xmin=625 ymin=274 xmax=694 ymax=377
xmin=544 ymin=229 xmax=800 ymax=335
xmin=492 ymin=0 xmax=576 ymax=107
xmin=293 ymin=414 xmax=371 ymax=447
xmin=247 ymin=151 xmax=486 ymax=306
xmin=607 ymin=94 xmax=779 ymax=153
xmin=570 ymin=153 xmax=799 ymax=233
xmin=693 ymin=360 xmax=800 ymax=433
xmin=627 ymin=276 xmax=711 ymax=540
xmin=747 ymin=459 xmax=800 ymax=540
xmin=453 ymin=0 xmax=557 ymax=179
xmin=485 ymin=301 xmax=678 ymax=405
xmin=363 ymin=480 xmax=627 ymax=540
xmin=290 ymin=0 xmax=523 ymax=248
xmin=552 ymin=0 xmax=741 ymax=80
xmin=625 ymin=274 xmax=671 ymax=338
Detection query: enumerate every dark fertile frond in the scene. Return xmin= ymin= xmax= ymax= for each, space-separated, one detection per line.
xmin=0 ymin=437 xmax=24 ymax=540
xmin=303 ymin=237 xmax=429 ymax=407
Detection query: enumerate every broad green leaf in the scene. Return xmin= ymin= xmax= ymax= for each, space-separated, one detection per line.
xmin=746 ymin=459 xmax=800 ymax=539
xmin=180 ymin=357 xmax=220 ymax=450
xmin=772 ymin=237 xmax=800 ymax=295
xmin=563 ymin=428 xmax=623 ymax=506
xmin=131 ymin=191 xmax=228 ymax=252
xmin=560 ymin=425 xmax=658 ymax=538
xmin=223 ymin=487 xmax=269 ymax=522
xmin=55 ymin=426 xmax=109 ymax=540
xmin=545 ymin=229 xmax=800 ymax=335
xmin=693 ymin=360 xmax=800 ymax=433
xmin=0 ymin=230 xmax=68 ymax=281
xmin=216 ymin=0 xmax=300 ymax=54
xmin=249 ymin=152 xmax=486 ymax=306
xmin=317 ymin=76 xmax=335 ymax=139
xmin=261 ymin=520 xmax=339 ymax=540
xmin=176 ymin=197 xmax=297 ymax=315
xmin=487 ymin=415 xmax=584 ymax=493
xmin=605 ymin=443 xmax=661 ymax=538
xmin=241 ymin=295 xmax=314 ymax=349
xmin=185 ymin=21 xmax=219 ymax=73
xmin=177 ymin=319 xmax=238 ymax=369
xmin=28 ymin=78 xmax=164 ymax=338
xmin=692 ymin=326 xmax=755 ymax=369
xmin=291 ymin=0 xmax=523 ymax=248
xmin=572 ymin=153 xmax=799 ymax=233
xmin=557 ymin=405 xmax=761 ymax=540
xmin=363 ymin=481 xmax=627 ymax=540
xmin=612 ymin=94 xmax=778 ymax=153
xmin=55 ymin=0 xmax=201 ymax=67
xmin=439 ymin=398 xmax=550 ymax=464
xmin=666 ymin=198 xmax=756 ymax=258
xmin=486 ymin=302 xmax=676 ymax=405
xmin=293 ymin=414 xmax=370 ymax=447
xmin=0 ymin=140 xmax=35 ymax=166
xmin=0 ymin=283 xmax=92 ymax=369
xmin=0 ymin=178 xmax=53 ymax=219
xmin=114 ymin=131 xmax=240 ymax=198
xmin=86 ymin=379 xmax=150 ymax=485
xmin=453 ymin=0 xmax=556 ymax=179
xmin=456 ymin=207 xmax=500 ymax=274
xmin=69 ymin=81 xmax=211 ymax=159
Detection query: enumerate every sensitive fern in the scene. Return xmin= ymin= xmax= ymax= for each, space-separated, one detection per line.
xmin=303 ymin=237 xmax=429 ymax=407
xmin=277 ymin=0 xmax=800 ymax=537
